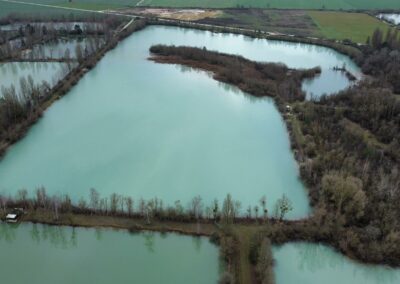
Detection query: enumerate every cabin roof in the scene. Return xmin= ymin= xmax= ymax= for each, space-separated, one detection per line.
xmin=6 ymin=214 xmax=17 ymax=219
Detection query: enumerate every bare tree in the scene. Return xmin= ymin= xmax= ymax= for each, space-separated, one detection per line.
xmin=125 ymin=197 xmax=133 ymax=216
xmin=75 ymin=43 xmax=83 ymax=63
xmin=16 ymin=188 xmax=28 ymax=205
xmin=274 ymin=194 xmax=293 ymax=221
xmin=222 ymin=194 xmax=235 ymax=224
xmin=212 ymin=199 xmax=219 ymax=220
xmin=110 ymin=193 xmax=120 ymax=215
xmin=259 ymin=195 xmax=268 ymax=222
xmin=190 ymin=195 xmax=203 ymax=220
xmin=52 ymin=195 xmax=61 ymax=220
xmin=35 ymin=186 xmax=47 ymax=208
xmin=89 ymin=188 xmax=100 ymax=213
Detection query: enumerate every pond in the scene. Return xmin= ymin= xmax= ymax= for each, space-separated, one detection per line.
xmin=23 ymin=37 xmax=104 ymax=59
xmin=0 ymin=26 xmax=361 ymax=218
xmin=0 ymin=222 xmax=219 ymax=284
xmin=273 ymin=242 xmax=400 ymax=284
xmin=0 ymin=22 xmax=104 ymax=31
xmin=0 ymin=62 xmax=69 ymax=95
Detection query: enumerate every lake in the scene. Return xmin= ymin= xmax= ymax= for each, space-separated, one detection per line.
xmin=0 ymin=222 xmax=219 ymax=284
xmin=0 ymin=26 xmax=361 ymax=218
xmin=273 ymin=242 xmax=400 ymax=284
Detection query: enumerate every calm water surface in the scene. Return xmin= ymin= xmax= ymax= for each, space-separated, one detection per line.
xmin=0 ymin=62 xmax=67 ymax=94
xmin=273 ymin=242 xmax=400 ymax=284
xmin=24 ymin=38 xmax=102 ymax=59
xmin=0 ymin=26 xmax=361 ymax=218
xmin=0 ymin=223 xmax=219 ymax=284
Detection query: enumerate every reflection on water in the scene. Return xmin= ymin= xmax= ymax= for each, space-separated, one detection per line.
xmin=273 ymin=242 xmax=400 ymax=284
xmin=0 ymin=26 xmax=313 ymax=219
xmin=0 ymin=62 xmax=69 ymax=95
xmin=0 ymin=222 xmax=219 ymax=284
xmin=0 ymin=25 xmax=362 ymax=219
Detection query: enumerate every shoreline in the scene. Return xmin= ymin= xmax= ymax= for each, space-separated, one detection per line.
xmin=1 ymin=21 xmax=398 ymax=283
xmin=0 ymin=18 xmax=147 ymax=159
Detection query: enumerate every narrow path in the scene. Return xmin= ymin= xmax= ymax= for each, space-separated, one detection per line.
xmin=120 ymin=19 xmax=134 ymax=32
xmin=136 ymin=0 xmax=145 ymax=7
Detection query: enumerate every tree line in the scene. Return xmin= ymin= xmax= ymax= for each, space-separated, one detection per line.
xmin=362 ymin=27 xmax=400 ymax=93
xmin=0 ymin=187 xmax=294 ymax=224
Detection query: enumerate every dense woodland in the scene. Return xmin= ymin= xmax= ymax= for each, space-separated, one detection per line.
xmin=149 ymin=38 xmax=400 ymax=271
xmin=362 ymin=28 xmax=400 ymax=93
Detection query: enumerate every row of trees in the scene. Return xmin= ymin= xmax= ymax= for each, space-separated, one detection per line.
xmin=0 ymin=187 xmax=294 ymax=224
xmin=362 ymin=28 xmax=400 ymax=93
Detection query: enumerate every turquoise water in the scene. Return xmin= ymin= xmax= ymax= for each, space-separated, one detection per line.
xmin=0 ymin=222 xmax=219 ymax=284
xmin=0 ymin=26 xmax=361 ymax=218
xmin=0 ymin=62 xmax=68 ymax=95
xmin=273 ymin=242 xmax=400 ymax=284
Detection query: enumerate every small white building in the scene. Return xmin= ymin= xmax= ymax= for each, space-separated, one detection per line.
xmin=5 ymin=213 xmax=19 ymax=223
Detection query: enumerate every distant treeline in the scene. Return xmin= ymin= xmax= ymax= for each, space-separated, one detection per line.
xmin=362 ymin=28 xmax=400 ymax=93
xmin=0 ymin=187 xmax=295 ymax=225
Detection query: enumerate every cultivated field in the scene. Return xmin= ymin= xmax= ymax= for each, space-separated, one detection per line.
xmin=308 ymin=11 xmax=393 ymax=43
xmin=196 ymin=9 xmax=320 ymax=37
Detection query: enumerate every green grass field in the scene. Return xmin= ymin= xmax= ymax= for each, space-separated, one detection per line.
xmin=0 ymin=0 xmax=137 ymax=18
xmin=137 ymin=0 xmax=400 ymax=9
xmin=1 ymin=0 xmax=400 ymax=15
xmin=308 ymin=11 xmax=392 ymax=43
